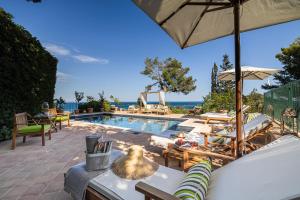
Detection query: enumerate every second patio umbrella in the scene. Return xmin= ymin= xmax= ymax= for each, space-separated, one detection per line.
xmin=218 ymin=66 xmax=280 ymax=81
xmin=133 ymin=0 xmax=300 ymax=157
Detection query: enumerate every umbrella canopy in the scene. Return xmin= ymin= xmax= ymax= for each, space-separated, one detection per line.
xmin=133 ymin=0 xmax=300 ymax=49
xmin=133 ymin=0 xmax=300 ymax=157
xmin=218 ymin=66 xmax=280 ymax=81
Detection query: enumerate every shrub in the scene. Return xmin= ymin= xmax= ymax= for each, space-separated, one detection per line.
xmin=170 ymin=107 xmax=189 ymax=114
xmin=0 ymin=8 xmax=57 ymax=140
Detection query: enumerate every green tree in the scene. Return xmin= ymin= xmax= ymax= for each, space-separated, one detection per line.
xmin=243 ymin=89 xmax=264 ymax=113
xmin=141 ymin=57 xmax=196 ymax=94
xmin=219 ymin=54 xmax=235 ymax=92
xmin=98 ymin=91 xmax=111 ymax=112
xmin=262 ymin=37 xmax=300 ymax=89
xmin=202 ymin=54 xmax=235 ymax=113
xmin=74 ymin=91 xmax=84 ymax=104
xmin=110 ymin=95 xmax=121 ymax=106
xmin=54 ymin=97 xmax=65 ymax=111
xmin=0 ymin=8 xmax=57 ymax=140
xmin=211 ymin=62 xmax=219 ymax=93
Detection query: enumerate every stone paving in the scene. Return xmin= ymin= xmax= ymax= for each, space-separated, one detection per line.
xmin=0 ymin=119 xmax=283 ymax=200
xmin=0 ymin=121 xmax=174 ymax=200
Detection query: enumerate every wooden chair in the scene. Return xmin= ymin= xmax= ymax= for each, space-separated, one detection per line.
xmin=48 ymin=108 xmax=70 ymax=130
xmin=11 ymin=112 xmax=51 ymax=149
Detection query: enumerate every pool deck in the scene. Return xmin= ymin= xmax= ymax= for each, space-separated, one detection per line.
xmin=0 ymin=120 xmax=184 ymax=200
xmin=0 ymin=114 xmax=283 ymax=200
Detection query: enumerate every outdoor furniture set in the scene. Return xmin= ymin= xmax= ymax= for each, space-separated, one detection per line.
xmin=11 ymin=108 xmax=71 ymax=149
xmin=64 ymin=134 xmax=300 ymax=200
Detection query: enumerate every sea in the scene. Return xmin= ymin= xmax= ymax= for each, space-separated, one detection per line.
xmin=63 ymin=101 xmax=202 ymax=112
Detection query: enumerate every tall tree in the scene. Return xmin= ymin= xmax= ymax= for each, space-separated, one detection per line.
xmin=219 ymin=54 xmax=235 ymax=92
xmin=211 ymin=62 xmax=218 ymax=93
xmin=141 ymin=57 xmax=196 ymax=95
xmin=203 ymin=54 xmax=235 ymax=112
xmin=262 ymin=37 xmax=300 ymax=89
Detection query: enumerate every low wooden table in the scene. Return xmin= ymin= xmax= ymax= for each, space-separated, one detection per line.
xmin=33 ymin=113 xmax=57 ymax=132
xmin=163 ymin=143 xmax=235 ymax=171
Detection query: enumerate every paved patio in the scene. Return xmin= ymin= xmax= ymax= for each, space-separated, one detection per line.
xmin=0 ymin=121 xmax=172 ymax=200
xmin=0 ymin=118 xmax=283 ymax=200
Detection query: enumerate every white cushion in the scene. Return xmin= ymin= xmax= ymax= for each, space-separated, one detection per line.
xmin=89 ymin=166 xmax=185 ymax=200
xmin=207 ymin=135 xmax=300 ymax=200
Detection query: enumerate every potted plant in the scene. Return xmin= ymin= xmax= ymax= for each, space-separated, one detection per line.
xmin=98 ymin=91 xmax=111 ymax=112
xmin=74 ymin=91 xmax=84 ymax=114
xmin=110 ymin=95 xmax=121 ymax=112
xmin=86 ymin=96 xmax=95 ymax=113
xmin=54 ymin=97 xmax=65 ymax=113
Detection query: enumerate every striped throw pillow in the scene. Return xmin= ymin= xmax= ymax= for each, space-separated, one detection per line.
xmin=174 ymin=160 xmax=212 ymax=200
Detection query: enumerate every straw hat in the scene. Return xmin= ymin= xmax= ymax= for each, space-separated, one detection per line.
xmin=111 ymin=145 xmax=158 ymax=180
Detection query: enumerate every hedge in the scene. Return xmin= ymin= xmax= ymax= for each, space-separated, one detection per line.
xmin=0 ymin=8 xmax=57 ymax=140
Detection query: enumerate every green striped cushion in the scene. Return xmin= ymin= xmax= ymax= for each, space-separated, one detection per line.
xmin=174 ymin=160 xmax=212 ymax=200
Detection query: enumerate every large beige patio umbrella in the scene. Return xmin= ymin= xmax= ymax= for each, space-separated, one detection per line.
xmin=133 ymin=0 xmax=300 ymax=157
xmin=218 ymin=66 xmax=280 ymax=81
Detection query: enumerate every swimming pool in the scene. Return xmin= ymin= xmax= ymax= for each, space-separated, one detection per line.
xmin=75 ymin=114 xmax=181 ymax=135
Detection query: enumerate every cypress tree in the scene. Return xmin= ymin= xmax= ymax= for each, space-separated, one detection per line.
xmin=211 ymin=62 xmax=218 ymax=93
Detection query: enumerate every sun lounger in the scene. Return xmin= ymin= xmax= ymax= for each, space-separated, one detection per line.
xmin=200 ymin=105 xmax=250 ymax=124
xmin=157 ymin=105 xmax=169 ymax=115
xmin=150 ymin=114 xmax=272 ymax=157
xmin=200 ymin=113 xmax=273 ymax=156
xmin=127 ymin=105 xmax=139 ymax=113
xmin=85 ymin=135 xmax=300 ymax=200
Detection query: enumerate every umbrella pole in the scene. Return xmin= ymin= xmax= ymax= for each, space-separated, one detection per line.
xmin=234 ymin=0 xmax=243 ymax=158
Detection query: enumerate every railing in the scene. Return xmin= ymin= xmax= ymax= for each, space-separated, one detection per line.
xmin=264 ymin=80 xmax=300 ymax=131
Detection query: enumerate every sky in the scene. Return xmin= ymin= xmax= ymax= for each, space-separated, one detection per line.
xmin=1 ymin=0 xmax=299 ymax=102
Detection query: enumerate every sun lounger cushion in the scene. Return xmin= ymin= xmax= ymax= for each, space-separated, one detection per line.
xmin=19 ymin=124 xmax=50 ymax=134
xmin=174 ymin=160 xmax=212 ymax=200
xmin=53 ymin=115 xmax=69 ymax=121
xmin=89 ymin=165 xmax=185 ymax=200
xmin=206 ymin=135 xmax=300 ymax=200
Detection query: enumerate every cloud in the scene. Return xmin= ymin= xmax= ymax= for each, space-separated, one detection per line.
xmin=56 ymin=71 xmax=72 ymax=82
xmin=43 ymin=43 xmax=109 ymax=64
xmin=72 ymin=54 xmax=109 ymax=64
xmin=44 ymin=43 xmax=70 ymax=56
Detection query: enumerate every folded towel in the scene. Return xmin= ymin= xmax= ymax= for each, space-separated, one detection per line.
xmin=64 ymin=150 xmax=124 ymax=200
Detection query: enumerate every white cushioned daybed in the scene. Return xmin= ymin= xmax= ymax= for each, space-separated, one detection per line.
xmin=88 ymin=134 xmax=300 ymax=200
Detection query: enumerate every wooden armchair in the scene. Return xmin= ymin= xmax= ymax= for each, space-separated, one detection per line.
xmin=48 ymin=108 xmax=70 ymax=130
xmin=135 ymin=182 xmax=180 ymax=200
xmin=12 ymin=112 xmax=51 ymax=149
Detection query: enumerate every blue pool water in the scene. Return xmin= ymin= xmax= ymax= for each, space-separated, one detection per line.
xmin=76 ymin=115 xmax=180 ymax=135
xmin=63 ymin=101 xmax=203 ymax=113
